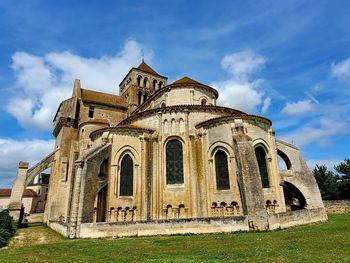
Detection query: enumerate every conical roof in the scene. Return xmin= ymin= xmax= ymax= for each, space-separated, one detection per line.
xmin=172 ymin=76 xmax=201 ymax=85
xmin=137 ymin=60 xmax=160 ymax=76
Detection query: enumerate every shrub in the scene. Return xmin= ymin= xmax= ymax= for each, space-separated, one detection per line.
xmin=0 ymin=210 xmax=16 ymax=248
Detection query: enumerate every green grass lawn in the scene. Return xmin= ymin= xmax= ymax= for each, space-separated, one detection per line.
xmin=1 ymin=214 xmax=349 ymax=263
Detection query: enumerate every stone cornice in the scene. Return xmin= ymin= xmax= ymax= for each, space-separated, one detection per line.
xmin=195 ymin=115 xmax=272 ymax=129
xmin=90 ymin=125 xmax=154 ymax=140
xmin=121 ymin=105 xmax=247 ymax=126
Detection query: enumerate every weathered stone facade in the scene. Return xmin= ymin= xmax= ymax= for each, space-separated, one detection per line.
xmin=11 ymin=61 xmax=327 ymax=238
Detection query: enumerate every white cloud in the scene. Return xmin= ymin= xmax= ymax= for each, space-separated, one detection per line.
xmin=221 ymin=51 xmax=266 ymax=82
xmin=281 ymin=99 xmax=314 ymax=116
xmin=331 ymin=58 xmax=350 ymax=79
xmin=280 ymin=117 xmax=349 ymax=147
xmin=262 ymin=97 xmax=271 ymax=113
xmin=6 ymin=40 xmax=150 ymax=131
xmin=212 ymin=50 xmax=269 ymax=113
xmin=0 ymin=138 xmax=55 ymax=187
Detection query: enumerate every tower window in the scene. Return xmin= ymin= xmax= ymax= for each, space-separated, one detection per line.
xmin=120 ymin=154 xmax=133 ymax=196
xmin=166 ymin=139 xmax=184 ymax=184
xmin=153 ymin=80 xmax=157 ymax=90
xmin=88 ymin=106 xmax=94 ymax=118
xmin=255 ymin=146 xmax=270 ymax=188
xmin=138 ymin=91 xmax=142 ymax=105
xmin=143 ymin=77 xmax=149 ymax=88
xmin=137 ymin=75 xmax=142 ymax=86
xmin=159 ymin=81 xmax=163 ymax=89
xmin=215 ymin=150 xmax=230 ymax=190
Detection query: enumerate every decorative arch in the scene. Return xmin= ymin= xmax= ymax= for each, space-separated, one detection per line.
xmin=113 ymin=145 xmax=140 ymax=165
xmin=254 ymin=145 xmax=270 ymax=188
xmin=165 ymin=138 xmax=184 ymax=184
xmin=252 ymin=139 xmax=270 ymax=152
xmin=208 ymin=141 xmax=234 ymax=158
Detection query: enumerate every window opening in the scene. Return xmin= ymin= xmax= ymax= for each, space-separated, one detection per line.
xmin=120 ymin=154 xmax=133 ymax=196
xmin=166 ymin=140 xmax=184 ymax=184
xmin=255 ymin=146 xmax=270 ymax=188
xmin=215 ymin=150 xmax=230 ymax=190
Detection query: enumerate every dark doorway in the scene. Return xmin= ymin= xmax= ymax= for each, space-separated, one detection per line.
xmin=96 ymin=185 xmax=108 ymax=222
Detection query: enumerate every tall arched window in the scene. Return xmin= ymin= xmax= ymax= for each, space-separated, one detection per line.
xmin=255 ymin=146 xmax=270 ymax=188
xmin=137 ymin=75 xmax=142 ymax=86
xmin=138 ymin=91 xmax=142 ymax=105
xmin=215 ymin=150 xmax=230 ymax=190
xmin=153 ymin=79 xmax=157 ymax=90
xmin=166 ymin=139 xmax=184 ymax=184
xmin=120 ymin=154 xmax=133 ymax=196
xmin=143 ymin=77 xmax=149 ymax=88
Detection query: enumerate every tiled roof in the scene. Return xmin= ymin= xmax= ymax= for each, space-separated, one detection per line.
xmin=0 ymin=189 xmax=39 ymax=197
xmin=172 ymin=76 xmax=201 ymax=85
xmin=81 ymin=89 xmax=128 ymax=108
xmin=137 ymin=61 xmax=160 ymax=76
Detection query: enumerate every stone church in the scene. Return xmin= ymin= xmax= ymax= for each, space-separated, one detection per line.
xmin=10 ymin=61 xmax=327 ymax=238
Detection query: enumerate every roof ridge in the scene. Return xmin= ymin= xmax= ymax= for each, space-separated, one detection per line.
xmin=137 ymin=61 xmax=160 ymax=76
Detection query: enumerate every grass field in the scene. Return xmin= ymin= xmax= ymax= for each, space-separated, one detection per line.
xmin=1 ymin=214 xmax=349 ymax=262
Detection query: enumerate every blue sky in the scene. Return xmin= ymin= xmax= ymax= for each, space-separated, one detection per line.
xmin=0 ymin=0 xmax=350 ymax=187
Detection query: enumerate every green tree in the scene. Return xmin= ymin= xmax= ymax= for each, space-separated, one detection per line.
xmin=313 ymin=164 xmax=339 ymax=200
xmin=334 ymin=159 xmax=350 ymax=199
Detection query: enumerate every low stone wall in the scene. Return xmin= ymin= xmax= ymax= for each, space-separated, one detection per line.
xmin=323 ymin=200 xmax=350 ymax=213
xmin=26 ymin=213 xmax=43 ymax=223
xmin=268 ymin=208 xmax=327 ymax=230
xmin=48 ymin=221 xmax=68 ymax=237
xmin=79 ymin=216 xmax=249 ymax=239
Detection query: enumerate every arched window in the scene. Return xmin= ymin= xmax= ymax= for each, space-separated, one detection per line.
xmin=119 ymin=154 xmax=133 ymax=196
xmin=137 ymin=75 xmax=142 ymax=86
xmin=153 ymin=79 xmax=157 ymax=90
xmin=166 ymin=139 xmax=184 ymax=184
xmin=159 ymin=81 xmax=163 ymax=89
xmin=143 ymin=77 xmax=148 ymax=88
xmin=255 ymin=146 xmax=270 ymax=188
xmin=215 ymin=150 xmax=230 ymax=190
xmin=138 ymin=91 xmax=142 ymax=105
xmin=201 ymin=98 xmax=207 ymax=105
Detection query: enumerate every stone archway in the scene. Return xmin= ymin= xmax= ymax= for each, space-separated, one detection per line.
xmin=282 ymin=181 xmax=307 ymax=210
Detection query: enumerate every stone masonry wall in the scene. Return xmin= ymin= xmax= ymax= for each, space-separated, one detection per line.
xmin=79 ymin=216 xmax=249 ymax=238
xmin=323 ymin=200 xmax=350 ymax=213
xmin=268 ymin=208 xmax=327 ymax=230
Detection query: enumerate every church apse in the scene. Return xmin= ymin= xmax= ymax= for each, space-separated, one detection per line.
xmin=12 ymin=61 xmax=326 ymax=238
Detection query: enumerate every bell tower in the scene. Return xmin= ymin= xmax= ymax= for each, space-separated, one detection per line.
xmin=119 ymin=61 xmax=167 ymax=113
